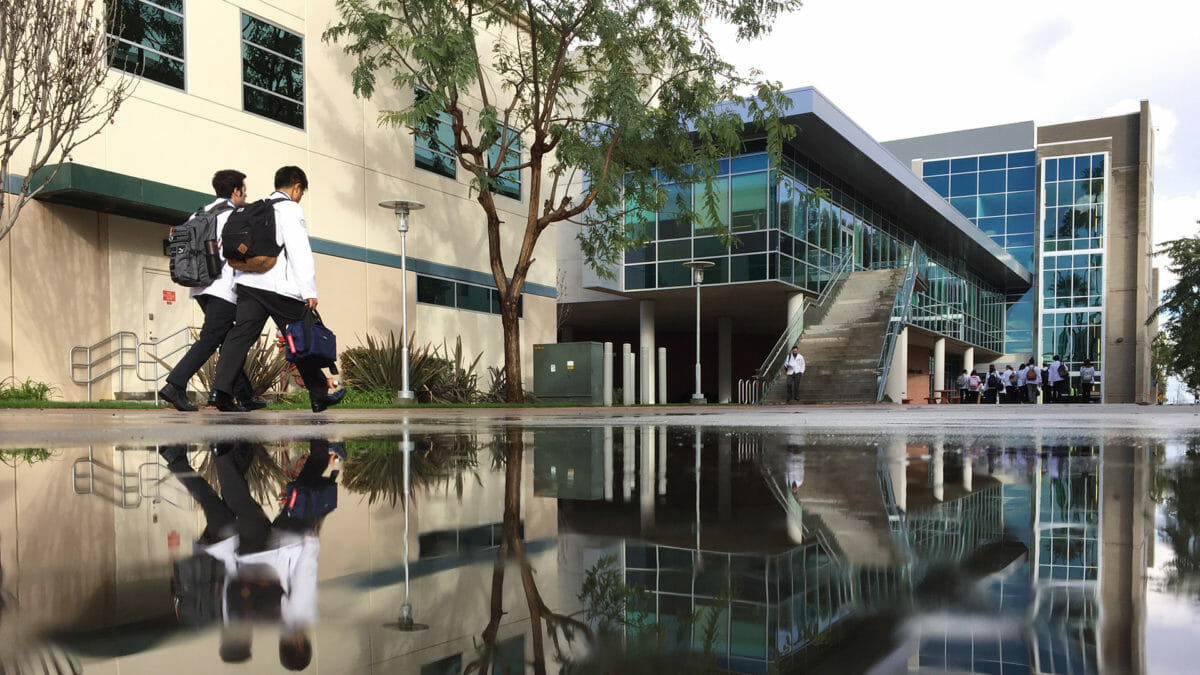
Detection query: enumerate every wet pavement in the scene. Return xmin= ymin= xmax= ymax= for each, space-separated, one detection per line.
xmin=1 ymin=405 xmax=1198 ymax=673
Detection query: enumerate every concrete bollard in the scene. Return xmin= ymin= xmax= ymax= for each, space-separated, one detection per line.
xmin=603 ymin=342 xmax=613 ymax=406
xmin=657 ymin=347 xmax=667 ymax=404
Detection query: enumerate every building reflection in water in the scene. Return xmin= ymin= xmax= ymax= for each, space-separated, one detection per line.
xmin=0 ymin=427 xmax=1154 ymax=673
xmin=551 ymin=428 xmax=1152 ymax=675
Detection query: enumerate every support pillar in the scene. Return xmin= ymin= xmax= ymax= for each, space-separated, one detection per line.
xmin=718 ymin=316 xmax=732 ymax=404
xmin=964 ymin=346 xmax=975 ymax=375
xmin=621 ymin=344 xmax=634 ymax=406
xmin=622 ymin=426 xmax=635 ymax=501
xmin=931 ymin=440 xmax=945 ymax=502
xmin=962 ymin=450 xmax=973 ymax=492
xmin=603 ymin=426 xmax=614 ymax=501
xmin=933 ymin=337 xmax=946 ymax=393
xmin=639 ymin=300 xmax=656 ymax=405
xmin=640 ymin=425 xmax=655 ymax=533
xmin=787 ymin=292 xmax=806 ymax=334
xmin=657 ymin=348 xmax=667 ymax=404
xmin=884 ymin=327 xmax=908 ymax=403
xmin=886 ymin=437 xmax=907 ymax=513
xmin=718 ymin=432 xmax=732 ymax=522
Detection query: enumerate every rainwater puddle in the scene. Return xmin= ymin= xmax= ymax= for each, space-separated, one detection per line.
xmin=0 ymin=426 xmax=1193 ymax=673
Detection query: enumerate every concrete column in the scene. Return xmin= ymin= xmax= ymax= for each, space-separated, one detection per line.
xmin=787 ymin=292 xmax=806 ymax=333
xmin=640 ymin=426 xmax=656 ymax=532
xmin=603 ymin=342 xmax=613 ymax=406
xmin=639 ymin=300 xmax=656 ymax=405
xmin=718 ymin=316 xmax=733 ymax=403
xmin=884 ymin=327 xmax=908 ymax=403
xmin=931 ymin=441 xmax=944 ymax=503
xmin=603 ymin=426 xmax=614 ymax=501
xmin=933 ymin=337 xmax=946 ymax=392
xmin=657 ymin=348 xmax=667 ymax=404
xmin=964 ymin=346 xmax=975 ymax=375
xmin=657 ymin=425 xmax=667 ymax=496
xmin=885 ymin=437 xmax=907 ymax=513
xmin=961 ymin=450 xmax=973 ymax=492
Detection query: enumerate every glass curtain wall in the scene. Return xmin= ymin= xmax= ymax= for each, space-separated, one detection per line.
xmin=921 ymin=151 xmax=1037 ymax=355
xmin=622 ymin=148 xmax=1005 ymax=352
xmin=1039 ymin=154 xmax=1107 ymax=389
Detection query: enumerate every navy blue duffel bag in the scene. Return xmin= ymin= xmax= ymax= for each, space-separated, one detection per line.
xmin=284 ymin=307 xmax=338 ymax=374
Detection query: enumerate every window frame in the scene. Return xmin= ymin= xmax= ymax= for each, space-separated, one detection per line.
xmin=239 ymin=11 xmax=305 ymax=130
xmin=415 ymin=273 xmax=523 ymax=318
xmin=414 ymin=88 xmax=457 ymax=179
xmin=487 ymin=124 xmax=522 ymax=200
xmin=106 ymin=0 xmax=187 ymax=91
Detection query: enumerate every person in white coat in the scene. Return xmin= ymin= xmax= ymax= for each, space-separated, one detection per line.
xmin=212 ymin=166 xmax=345 ymax=413
xmin=159 ymin=170 xmax=262 ymax=411
xmin=783 ymin=346 xmax=806 ymax=403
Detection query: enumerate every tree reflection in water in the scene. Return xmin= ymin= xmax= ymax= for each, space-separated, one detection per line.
xmin=340 ymin=433 xmax=492 ymax=507
xmin=1158 ymin=437 xmax=1200 ymax=597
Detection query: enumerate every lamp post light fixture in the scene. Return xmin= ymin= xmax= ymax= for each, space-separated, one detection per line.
xmin=386 ymin=426 xmax=429 ymax=632
xmin=682 ymin=260 xmax=714 ymax=405
xmin=379 ymin=200 xmax=426 ymax=404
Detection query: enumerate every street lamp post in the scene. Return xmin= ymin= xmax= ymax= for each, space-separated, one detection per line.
xmin=387 ymin=425 xmax=428 ymax=632
xmin=379 ymin=200 xmax=426 ymax=404
xmin=682 ymin=261 xmax=714 ymax=405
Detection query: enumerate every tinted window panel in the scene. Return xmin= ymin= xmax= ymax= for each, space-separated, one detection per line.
xmin=950 ymin=157 xmax=978 ymax=173
xmin=416 ymin=276 xmax=454 ymax=306
xmin=456 ymin=283 xmax=490 ymax=312
xmin=923 ymin=159 xmax=950 ymax=175
xmin=979 ymin=153 xmax=1006 ymax=170
xmin=978 ymin=170 xmax=1006 ymax=194
xmin=1007 ymin=166 xmax=1036 ymax=191
xmin=107 ymin=0 xmax=185 ymax=89
xmin=925 ymin=175 xmax=950 ymax=197
xmin=950 ymin=173 xmax=977 ymax=197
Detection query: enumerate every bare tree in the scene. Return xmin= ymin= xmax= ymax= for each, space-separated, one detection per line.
xmin=0 ymin=0 xmax=134 ymax=241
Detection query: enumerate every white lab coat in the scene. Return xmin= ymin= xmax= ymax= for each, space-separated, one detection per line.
xmin=233 ymin=191 xmax=318 ymax=302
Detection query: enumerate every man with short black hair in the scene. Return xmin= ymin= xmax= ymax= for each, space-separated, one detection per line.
xmin=160 ymin=169 xmax=262 ymax=412
xmin=212 ymin=166 xmax=345 ymax=412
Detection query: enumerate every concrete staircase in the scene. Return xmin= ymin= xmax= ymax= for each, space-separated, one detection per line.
xmin=765 ymin=268 xmax=906 ymax=404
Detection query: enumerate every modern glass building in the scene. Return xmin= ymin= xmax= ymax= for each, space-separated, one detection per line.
xmin=560 ymin=87 xmax=1030 ymax=404
xmin=886 ymin=108 xmax=1156 ymax=403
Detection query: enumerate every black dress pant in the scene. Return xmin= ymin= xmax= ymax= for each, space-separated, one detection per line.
xmin=214 ymin=286 xmax=328 ymax=398
xmin=166 ymin=295 xmax=254 ymax=400
xmin=163 ymin=442 xmax=259 ymax=546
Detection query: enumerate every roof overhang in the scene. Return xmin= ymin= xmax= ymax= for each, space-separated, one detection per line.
xmin=28 ymin=163 xmax=209 ymax=225
xmin=715 ymin=88 xmax=1033 ymax=291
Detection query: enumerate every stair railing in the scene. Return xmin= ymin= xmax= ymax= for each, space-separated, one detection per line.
xmin=748 ymin=246 xmax=855 ymax=403
xmin=138 ymin=326 xmax=198 ymax=406
xmin=874 ymin=243 xmax=926 ymax=402
xmin=70 ymin=331 xmax=139 ymax=402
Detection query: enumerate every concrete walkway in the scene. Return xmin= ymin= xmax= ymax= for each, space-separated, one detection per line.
xmin=2 ymin=403 xmax=1198 ymax=449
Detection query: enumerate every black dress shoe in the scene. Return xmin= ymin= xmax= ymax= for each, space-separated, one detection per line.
xmin=311 ymin=388 xmax=347 ymax=413
xmin=214 ymin=391 xmax=248 ymax=412
xmin=241 ymin=397 xmax=268 ymax=411
xmin=159 ymin=383 xmax=197 ymax=412
xmin=158 ymin=444 xmax=190 ymax=467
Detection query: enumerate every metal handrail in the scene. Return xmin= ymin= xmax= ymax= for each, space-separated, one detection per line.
xmin=139 ymin=326 xmax=199 ymax=406
xmin=750 ymin=246 xmax=855 ymax=399
xmin=874 ymin=244 xmax=926 ymax=402
xmin=70 ymin=331 xmax=139 ymax=402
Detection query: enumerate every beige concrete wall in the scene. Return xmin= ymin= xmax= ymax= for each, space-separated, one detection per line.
xmin=4 ymin=201 xmax=112 ymax=400
xmin=1 ymin=2 xmax=559 ymax=399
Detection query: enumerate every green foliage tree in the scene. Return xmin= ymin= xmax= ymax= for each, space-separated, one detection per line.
xmin=324 ymin=0 xmax=803 ymax=401
xmin=1150 ymin=235 xmax=1200 ymax=394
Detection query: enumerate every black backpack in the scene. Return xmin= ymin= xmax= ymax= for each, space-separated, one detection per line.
xmin=172 ymin=551 xmax=227 ymax=628
xmin=1058 ymin=363 xmax=1068 ymax=379
xmin=222 ymin=197 xmax=286 ymax=273
xmin=167 ymin=203 xmax=233 ymax=287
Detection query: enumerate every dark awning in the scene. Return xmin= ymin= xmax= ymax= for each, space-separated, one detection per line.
xmin=30 ymin=163 xmax=210 ymax=225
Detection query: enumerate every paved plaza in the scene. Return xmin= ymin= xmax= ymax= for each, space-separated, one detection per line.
xmin=2 ymin=403 xmax=1197 ymax=449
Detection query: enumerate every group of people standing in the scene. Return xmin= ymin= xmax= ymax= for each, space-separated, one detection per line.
xmin=957 ymin=356 xmax=1097 ymax=404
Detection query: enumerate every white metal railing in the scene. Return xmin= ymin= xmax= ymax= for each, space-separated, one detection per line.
xmin=138 ymin=326 xmax=198 ymax=406
xmin=70 ymin=331 xmax=139 ymax=402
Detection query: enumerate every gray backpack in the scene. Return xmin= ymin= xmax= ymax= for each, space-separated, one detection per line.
xmin=167 ymin=203 xmax=232 ymax=287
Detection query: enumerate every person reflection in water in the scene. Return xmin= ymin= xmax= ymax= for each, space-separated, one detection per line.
xmin=160 ymin=438 xmax=340 ymax=671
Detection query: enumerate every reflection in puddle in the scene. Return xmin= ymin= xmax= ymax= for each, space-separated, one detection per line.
xmin=0 ymin=427 xmax=1166 ymax=673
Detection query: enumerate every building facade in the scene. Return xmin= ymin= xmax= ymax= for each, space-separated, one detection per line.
xmin=884 ymin=105 xmax=1157 ymax=403
xmin=0 ymin=0 xmax=556 ymax=401
xmin=560 ymin=87 xmax=1030 ymax=405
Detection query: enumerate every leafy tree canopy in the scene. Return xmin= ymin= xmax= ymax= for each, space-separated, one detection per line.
xmin=1151 ymin=235 xmax=1200 ymax=393
xmin=325 ymin=0 xmax=804 ymax=400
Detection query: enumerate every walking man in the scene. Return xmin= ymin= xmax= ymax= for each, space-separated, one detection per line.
xmin=212 ymin=166 xmax=345 ymax=413
xmin=159 ymin=170 xmax=262 ymax=412
xmin=784 ymin=346 xmax=806 ymax=403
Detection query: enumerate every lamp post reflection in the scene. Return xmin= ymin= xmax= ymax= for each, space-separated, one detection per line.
xmin=387 ymin=425 xmax=427 ymax=632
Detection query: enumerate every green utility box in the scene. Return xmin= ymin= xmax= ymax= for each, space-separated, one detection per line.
xmin=533 ymin=428 xmax=605 ymax=500
xmin=533 ymin=341 xmax=604 ymax=404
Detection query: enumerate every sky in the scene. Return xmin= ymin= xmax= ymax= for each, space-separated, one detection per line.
xmin=712 ymin=0 xmax=1200 ymax=289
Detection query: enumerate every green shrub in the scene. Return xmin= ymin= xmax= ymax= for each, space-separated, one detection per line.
xmin=342 ymin=332 xmax=483 ymax=403
xmin=0 ymin=377 xmax=58 ymax=401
